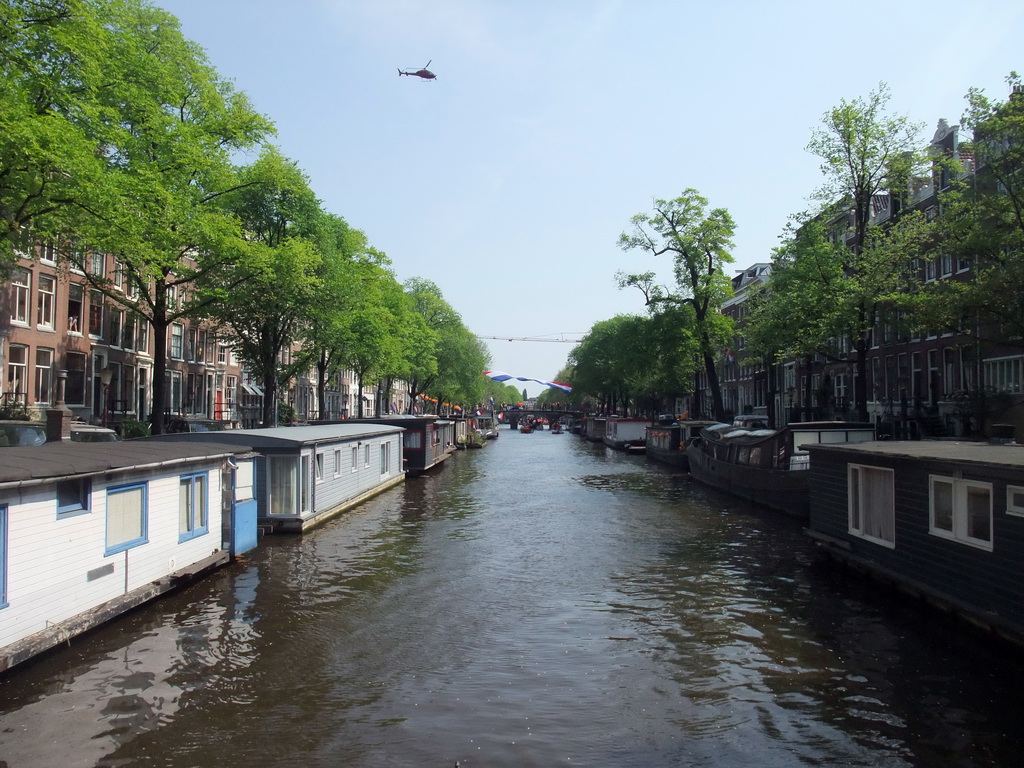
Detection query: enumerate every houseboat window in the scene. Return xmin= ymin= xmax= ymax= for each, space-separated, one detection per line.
xmin=178 ymin=473 xmax=209 ymax=541
xmin=315 ymin=452 xmax=324 ymax=483
xmin=105 ymin=482 xmax=148 ymax=555
xmin=333 ymin=448 xmax=342 ymax=478
xmin=749 ymin=446 xmax=762 ymax=465
xmin=404 ymin=431 xmax=423 ymax=450
xmin=364 ymin=444 xmax=371 ymax=467
xmin=0 ymin=505 xmax=7 ymax=608
xmin=57 ymin=478 xmax=91 ymax=517
xmin=268 ymin=456 xmax=298 ymax=515
xmin=300 ymin=455 xmax=311 ymax=514
xmin=848 ymin=465 xmax=895 ymax=547
xmin=737 ymin=446 xmax=750 ymax=465
xmin=380 ymin=443 xmax=390 ymax=475
xmin=351 ymin=446 xmax=358 ymax=473
xmin=1007 ymin=485 xmax=1024 ymax=517
xmin=929 ymin=476 xmax=993 ymax=550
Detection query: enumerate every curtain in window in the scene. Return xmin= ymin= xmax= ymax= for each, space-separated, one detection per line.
xmin=269 ymin=457 xmax=297 ymax=515
xmin=107 ymin=486 xmax=144 ymax=549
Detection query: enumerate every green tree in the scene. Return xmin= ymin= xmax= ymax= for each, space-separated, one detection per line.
xmin=617 ymin=189 xmax=735 ymax=421
xmin=804 ymin=82 xmax=923 ymax=420
xmin=296 ymin=212 xmax=392 ymax=419
xmin=56 ymin=0 xmax=273 ymax=431
xmin=203 ymin=151 xmax=322 ymax=426
xmin=912 ymin=73 xmax=1024 ymax=346
xmin=0 ymin=0 xmax=113 ymax=268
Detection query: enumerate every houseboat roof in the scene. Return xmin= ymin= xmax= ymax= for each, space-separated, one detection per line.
xmin=803 ymin=439 xmax=1024 ymax=468
xmin=338 ymin=416 xmax=454 ymax=425
xmin=0 ymin=440 xmax=242 ymax=486
xmin=147 ymin=423 xmax=403 ymax=449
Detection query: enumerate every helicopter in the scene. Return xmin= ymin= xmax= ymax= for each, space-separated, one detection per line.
xmin=398 ymin=60 xmax=436 ymax=80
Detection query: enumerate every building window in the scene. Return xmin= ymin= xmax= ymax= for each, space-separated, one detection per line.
xmin=37 ymin=275 xmax=55 ymax=330
xmin=108 ymin=308 xmax=125 ymax=348
xmin=848 ymin=464 xmax=895 ymax=547
xmin=89 ymin=250 xmax=105 ymax=277
xmin=57 ymin=478 xmax=91 ymax=517
xmin=929 ymin=476 xmax=993 ymax=551
xmin=123 ymin=313 xmax=136 ymax=351
xmin=380 ymin=443 xmax=390 ymax=475
xmin=11 ymin=268 xmax=30 ymax=325
xmin=315 ymin=452 xmax=324 ymax=482
xmin=170 ymin=323 xmax=184 ymax=359
xmin=137 ymin=320 xmax=149 ymax=355
xmin=88 ymin=290 xmax=104 ymax=337
xmin=67 ymin=283 xmax=84 ymax=333
xmin=106 ymin=482 xmax=148 ymax=555
xmin=34 ymin=347 xmax=53 ymax=405
xmin=983 ymin=356 xmax=1023 ymax=394
xmin=6 ymin=344 xmax=28 ymax=398
xmin=179 ymin=472 xmax=209 ymax=541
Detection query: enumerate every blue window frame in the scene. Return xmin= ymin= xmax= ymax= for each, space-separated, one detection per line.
xmin=179 ymin=472 xmax=209 ymax=542
xmin=57 ymin=478 xmax=91 ymax=518
xmin=1 ymin=505 xmax=8 ymax=609
xmin=105 ymin=482 xmax=148 ymax=555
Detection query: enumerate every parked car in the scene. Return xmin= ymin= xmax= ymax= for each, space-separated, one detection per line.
xmin=0 ymin=421 xmax=47 ymax=447
xmin=0 ymin=420 xmax=123 ymax=446
xmin=165 ymin=417 xmax=229 ymax=434
xmin=69 ymin=424 xmax=122 ymax=442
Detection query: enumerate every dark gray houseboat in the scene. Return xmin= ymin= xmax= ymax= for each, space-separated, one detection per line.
xmin=804 ymin=439 xmax=1024 ymax=645
xmin=686 ymin=421 xmax=875 ymax=516
xmin=645 ymin=418 xmax=722 ymax=469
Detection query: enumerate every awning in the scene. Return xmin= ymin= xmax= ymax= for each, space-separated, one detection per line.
xmin=241 ymin=383 xmax=264 ymax=396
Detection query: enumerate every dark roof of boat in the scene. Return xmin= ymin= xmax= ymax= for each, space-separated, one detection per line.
xmin=146 ymin=423 xmax=402 ymax=449
xmin=804 ymin=439 xmax=1024 ymax=468
xmin=0 ymin=440 xmax=241 ymax=486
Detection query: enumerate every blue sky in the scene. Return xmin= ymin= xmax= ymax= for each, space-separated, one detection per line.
xmin=157 ymin=0 xmax=1022 ymax=396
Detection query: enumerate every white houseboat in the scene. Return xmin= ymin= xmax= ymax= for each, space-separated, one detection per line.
xmin=0 ymin=439 xmax=245 ymax=673
xmin=150 ymin=423 xmax=406 ymax=532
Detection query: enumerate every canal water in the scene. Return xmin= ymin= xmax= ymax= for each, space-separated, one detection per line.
xmin=2 ymin=429 xmax=1024 ymax=768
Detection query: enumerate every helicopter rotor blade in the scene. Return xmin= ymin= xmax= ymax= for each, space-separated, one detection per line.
xmin=425 ymin=60 xmax=431 ymax=68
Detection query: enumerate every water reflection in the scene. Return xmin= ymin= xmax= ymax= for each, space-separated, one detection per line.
xmin=1 ymin=431 xmax=1023 ymax=767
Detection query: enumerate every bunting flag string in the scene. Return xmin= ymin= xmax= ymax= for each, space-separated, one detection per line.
xmin=483 ymin=370 xmax=573 ymax=394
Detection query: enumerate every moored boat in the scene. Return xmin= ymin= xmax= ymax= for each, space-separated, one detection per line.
xmin=645 ymin=418 xmax=723 ymax=469
xmin=602 ymin=417 xmax=648 ymax=450
xmin=685 ymin=421 xmax=875 ymax=517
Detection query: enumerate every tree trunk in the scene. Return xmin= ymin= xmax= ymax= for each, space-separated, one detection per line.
xmin=150 ymin=318 xmax=168 ymax=434
xmin=316 ymin=350 xmax=329 ymax=420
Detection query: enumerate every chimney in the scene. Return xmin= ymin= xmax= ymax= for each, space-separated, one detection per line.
xmin=46 ymin=370 xmax=73 ymax=442
xmin=1012 ymin=84 xmax=1024 ymax=101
